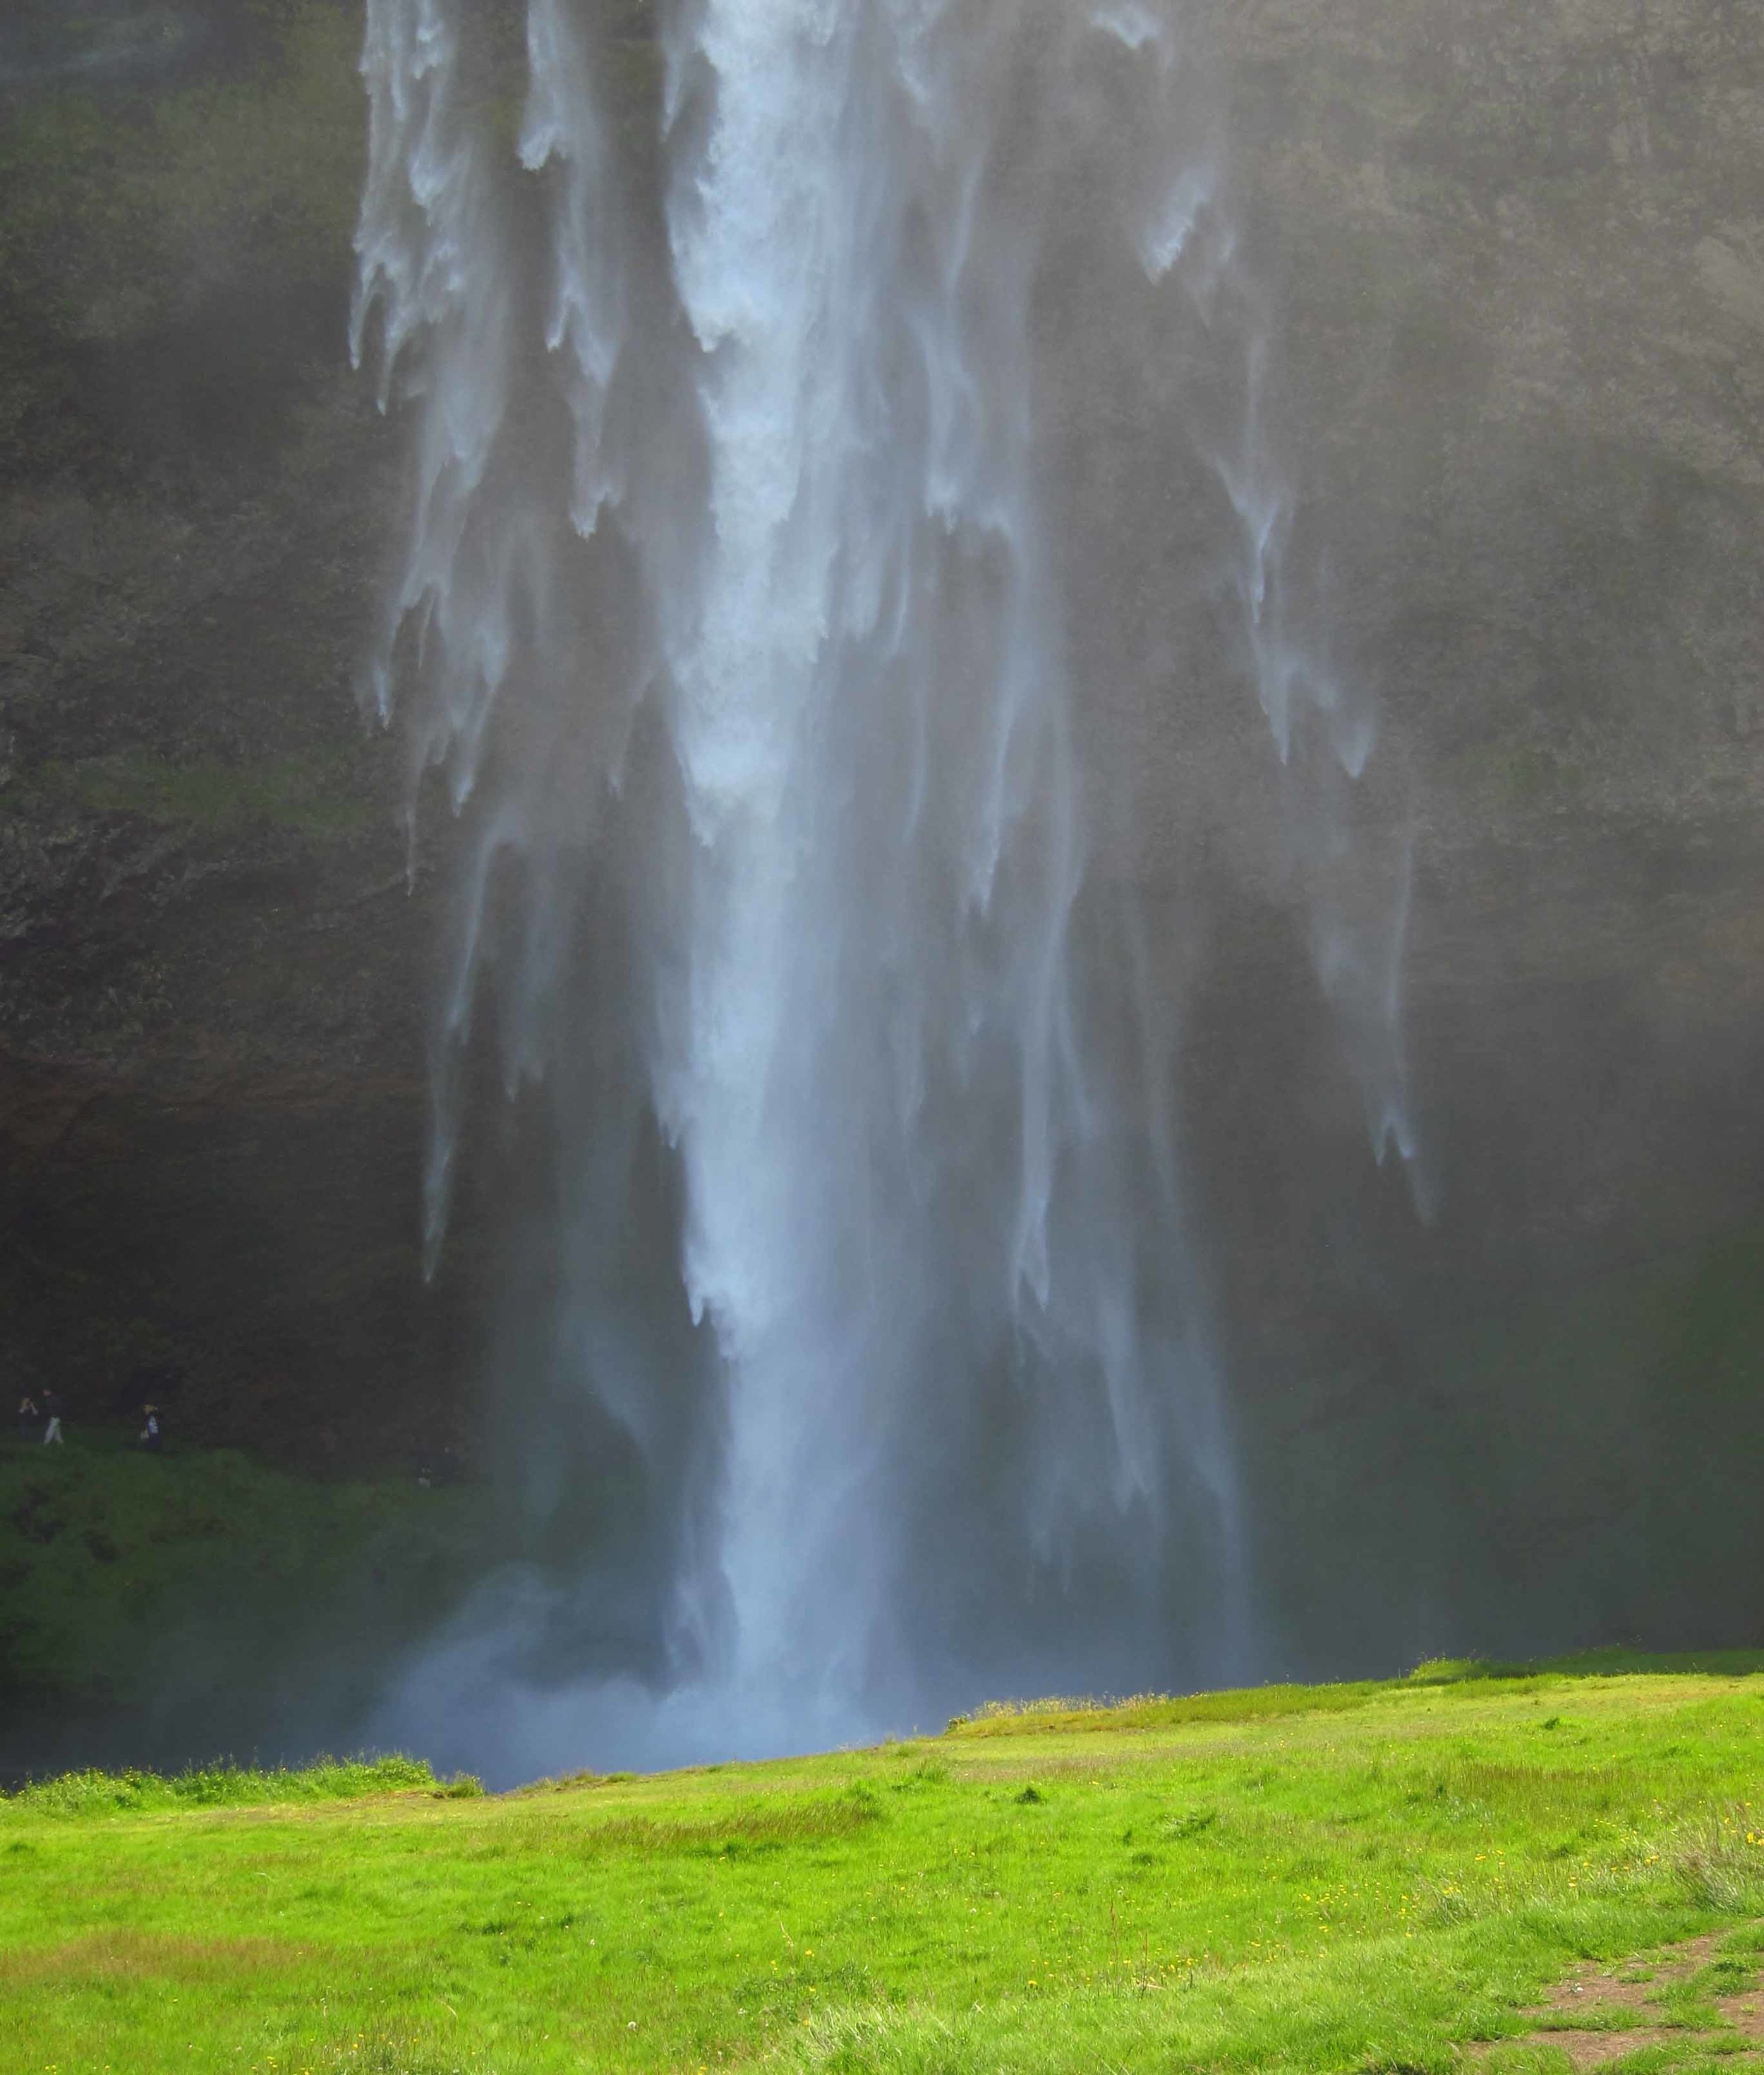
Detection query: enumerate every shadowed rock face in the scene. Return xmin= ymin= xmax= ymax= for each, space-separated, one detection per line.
xmin=0 ymin=0 xmax=1758 ymax=1700
xmin=1189 ymin=0 xmax=1764 ymax=1661
xmin=0 ymin=8 xmax=205 ymax=92
xmin=0 ymin=0 xmax=485 ymax=1469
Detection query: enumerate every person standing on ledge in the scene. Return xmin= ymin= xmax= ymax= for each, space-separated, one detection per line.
xmin=42 ymin=1388 xmax=63 ymax=1446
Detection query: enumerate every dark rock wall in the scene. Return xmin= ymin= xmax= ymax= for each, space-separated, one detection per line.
xmin=1188 ymin=0 xmax=1764 ymax=1660
xmin=0 ymin=1 xmax=462 ymax=1460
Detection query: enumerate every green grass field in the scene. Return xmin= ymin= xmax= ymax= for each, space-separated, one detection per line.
xmin=4 ymin=1654 xmax=1763 ymax=2074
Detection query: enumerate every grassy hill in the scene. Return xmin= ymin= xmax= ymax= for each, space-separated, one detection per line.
xmin=4 ymin=1654 xmax=1763 ymax=2073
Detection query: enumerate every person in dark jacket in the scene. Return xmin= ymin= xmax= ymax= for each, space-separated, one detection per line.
xmin=42 ymin=1388 xmax=64 ymax=1445
xmin=16 ymin=1394 xmax=38 ymax=1442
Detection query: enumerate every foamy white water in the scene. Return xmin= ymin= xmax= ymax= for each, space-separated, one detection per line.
xmin=352 ymin=0 xmax=1413 ymax=1772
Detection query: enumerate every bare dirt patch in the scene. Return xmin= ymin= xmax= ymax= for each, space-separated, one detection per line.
xmin=1471 ymin=1925 xmax=1764 ymax=2069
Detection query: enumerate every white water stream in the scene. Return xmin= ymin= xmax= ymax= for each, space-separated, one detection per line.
xmin=353 ymin=0 xmax=1413 ymax=1771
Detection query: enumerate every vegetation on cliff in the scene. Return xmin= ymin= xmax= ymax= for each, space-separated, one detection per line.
xmin=0 ymin=2 xmax=364 ymax=478
xmin=0 ymin=1436 xmax=488 ymax=1714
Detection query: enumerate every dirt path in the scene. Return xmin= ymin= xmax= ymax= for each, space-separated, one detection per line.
xmin=1473 ymin=1926 xmax=1764 ymax=2069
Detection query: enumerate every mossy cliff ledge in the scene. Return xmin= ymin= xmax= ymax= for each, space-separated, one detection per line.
xmin=0 ymin=0 xmax=1760 ymax=1616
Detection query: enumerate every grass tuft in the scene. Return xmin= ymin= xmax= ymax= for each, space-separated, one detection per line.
xmin=1670 ymin=1807 xmax=1764 ymax=1914
xmin=8 ymin=1754 xmax=442 ymax=1816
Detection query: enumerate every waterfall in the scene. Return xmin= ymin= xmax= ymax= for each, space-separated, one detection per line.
xmin=353 ymin=0 xmax=1413 ymax=1773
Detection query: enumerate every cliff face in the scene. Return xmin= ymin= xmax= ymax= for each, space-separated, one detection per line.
xmin=0 ymin=2 xmax=1759 ymax=1649
xmin=1186 ymin=0 xmax=1764 ymax=1656
xmin=0 ymin=2 xmax=458 ymax=1461
xmin=1241 ymin=0 xmax=1764 ymax=1077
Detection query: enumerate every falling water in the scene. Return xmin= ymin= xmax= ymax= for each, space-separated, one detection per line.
xmin=352 ymin=0 xmax=1415 ymax=1773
